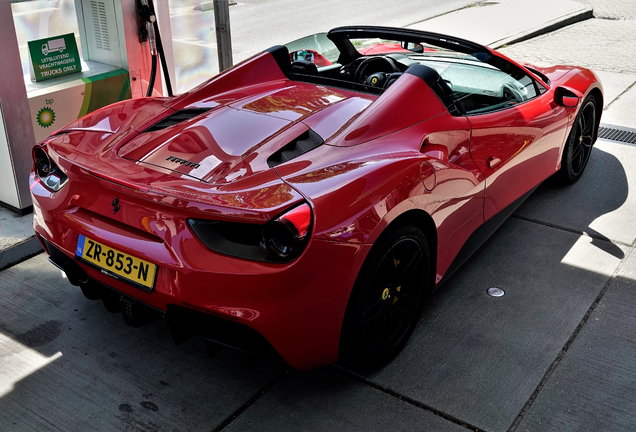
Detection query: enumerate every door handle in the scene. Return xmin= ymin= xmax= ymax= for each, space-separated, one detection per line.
xmin=487 ymin=157 xmax=501 ymax=169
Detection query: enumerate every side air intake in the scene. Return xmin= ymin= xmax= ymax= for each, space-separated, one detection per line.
xmin=143 ymin=108 xmax=212 ymax=133
xmin=267 ymin=129 xmax=324 ymax=168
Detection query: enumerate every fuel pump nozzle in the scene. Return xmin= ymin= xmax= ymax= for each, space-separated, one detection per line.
xmin=146 ymin=21 xmax=157 ymax=56
xmin=136 ymin=0 xmax=172 ymax=97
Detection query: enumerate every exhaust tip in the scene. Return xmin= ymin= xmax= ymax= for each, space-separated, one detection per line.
xmin=80 ymin=282 xmax=103 ymax=300
xmin=102 ymin=290 xmax=122 ymax=313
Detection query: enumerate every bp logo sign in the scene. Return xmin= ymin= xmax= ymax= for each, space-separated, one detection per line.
xmin=37 ymin=107 xmax=56 ymax=128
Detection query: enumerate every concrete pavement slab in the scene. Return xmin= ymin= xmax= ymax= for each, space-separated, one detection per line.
xmin=593 ymin=71 xmax=636 ymax=109
xmin=0 ymin=254 xmax=286 ymax=432
xmin=407 ymin=0 xmax=592 ymax=48
xmin=515 ymin=141 xmax=636 ymax=246
xmin=0 ymin=208 xmax=32 ymax=252
xmin=0 ymin=237 xmax=42 ymax=271
xmin=0 ymin=209 xmax=41 ymax=270
xmin=517 ymin=247 xmax=636 ymax=432
xmin=602 ymin=85 xmax=636 ymax=130
xmin=349 ymin=217 xmax=626 ymax=432
xmin=223 ymin=368 xmax=468 ymax=432
xmin=499 ymin=19 xmax=636 ymax=74
xmin=574 ymin=0 xmax=636 ymax=20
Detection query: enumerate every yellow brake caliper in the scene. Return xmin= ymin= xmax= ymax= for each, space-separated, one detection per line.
xmin=393 ymin=258 xmax=401 ymax=304
xmin=393 ymin=286 xmax=401 ymax=304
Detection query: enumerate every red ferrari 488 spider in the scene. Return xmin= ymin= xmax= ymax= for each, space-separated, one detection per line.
xmin=31 ymin=26 xmax=603 ymax=370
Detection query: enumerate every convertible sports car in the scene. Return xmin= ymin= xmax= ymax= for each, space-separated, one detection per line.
xmin=31 ymin=26 xmax=603 ymax=370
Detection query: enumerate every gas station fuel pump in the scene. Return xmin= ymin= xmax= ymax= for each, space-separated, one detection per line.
xmin=136 ymin=0 xmax=174 ymax=97
xmin=0 ymin=0 xmax=175 ymax=214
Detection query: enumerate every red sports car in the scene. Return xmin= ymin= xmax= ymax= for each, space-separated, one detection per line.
xmin=31 ymin=26 xmax=603 ymax=370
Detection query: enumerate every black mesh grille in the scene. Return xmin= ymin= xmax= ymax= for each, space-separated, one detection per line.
xmin=144 ymin=108 xmax=211 ymax=133
xmin=598 ymin=125 xmax=636 ymax=144
xmin=267 ymin=129 xmax=324 ymax=168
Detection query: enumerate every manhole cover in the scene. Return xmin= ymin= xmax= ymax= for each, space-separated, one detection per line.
xmin=487 ymin=287 xmax=505 ymax=297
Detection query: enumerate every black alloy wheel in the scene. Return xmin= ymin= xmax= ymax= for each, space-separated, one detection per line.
xmin=341 ymin=226 xmax=431 ymax=366
xmin=560 ymin=96 xmax=598 ymax=183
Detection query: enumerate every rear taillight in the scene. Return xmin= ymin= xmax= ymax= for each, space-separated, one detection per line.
xmin=264 ymin=204 xmax=312 ymax=259
xmin=33 ymin=146 xmax=52 ymax=174
xmin=188 ymin=203 xmax=313 ymax=263
xmin=32 ymin=144 xmax=68 ymax=192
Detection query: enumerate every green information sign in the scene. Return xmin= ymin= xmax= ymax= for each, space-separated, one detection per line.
xmin=28 ymin=33 xmax=82 ymax=82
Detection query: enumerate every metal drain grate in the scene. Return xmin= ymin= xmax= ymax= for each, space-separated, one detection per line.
xmin=598 ymin=125 xmax=636 ymax=144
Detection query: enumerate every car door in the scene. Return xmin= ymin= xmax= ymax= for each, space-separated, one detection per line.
xmin=441 ymin=56 xmax=570 ymax=221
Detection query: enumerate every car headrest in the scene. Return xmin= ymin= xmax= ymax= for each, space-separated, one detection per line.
xmin=405 ymin=64 xmax=440 ymax=86
xmin=405 ymin=64 xmax=460 ymax=115
xmin=290 ymin=60 xmax=319 ymax=76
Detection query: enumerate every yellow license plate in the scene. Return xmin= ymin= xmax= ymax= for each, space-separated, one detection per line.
xmin=75 ymin=234 xmax=157 ymax=291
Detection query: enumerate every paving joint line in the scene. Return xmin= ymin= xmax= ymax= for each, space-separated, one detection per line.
xmin=511 ymin=214 xmax=631 ymax=247
xmin=211 ymin=367 xmax=290 ymax=432
xmin=506 ymin=246 xmax=632 ymax=431
xmin=335 ymin=365 xmax=489 ymax=432
xmin=604 ymin=80 xmax=636 ymax=111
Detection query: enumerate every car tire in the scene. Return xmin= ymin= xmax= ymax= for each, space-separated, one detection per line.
xmin=559 ymin=95 xmax=598 ymax=184
xmin=340 ymin=225 xmax=431 ymax=367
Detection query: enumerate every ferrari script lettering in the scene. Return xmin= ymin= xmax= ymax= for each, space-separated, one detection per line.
xmin=166 ymin=156 xmax=200 ymax=169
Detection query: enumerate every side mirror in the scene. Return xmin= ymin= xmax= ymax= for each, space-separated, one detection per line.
xmin=561 ymin=95 xmax=580 ymax=107
xmin=555 ymin=86 xmax=582 ymax=107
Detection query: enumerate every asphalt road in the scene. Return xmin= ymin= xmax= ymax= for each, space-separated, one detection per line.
xmin=168 ymin=0 xmax=476 ymax=92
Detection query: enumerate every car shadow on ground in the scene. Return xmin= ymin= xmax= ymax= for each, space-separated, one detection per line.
xmin=514 ymin=144 xmax=629 ymax=259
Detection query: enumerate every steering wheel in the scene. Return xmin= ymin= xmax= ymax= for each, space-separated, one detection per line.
xmin=502 ymin=82 xmax=526 ymax=103
xmin=353 ymin=56 xmax=399 ymax=85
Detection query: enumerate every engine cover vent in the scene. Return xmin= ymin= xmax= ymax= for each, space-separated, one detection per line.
xmin=267 ymin=129 xmax=324 ymax=168
xmin=143 ymin=108 xmax=212 ymax=133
